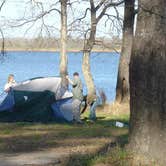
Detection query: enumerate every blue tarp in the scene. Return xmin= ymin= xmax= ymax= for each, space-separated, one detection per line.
xmin=0 ymin=91 xmax=15 ymax=111
xmin=51 ymin=98 xmax=73 ymax=122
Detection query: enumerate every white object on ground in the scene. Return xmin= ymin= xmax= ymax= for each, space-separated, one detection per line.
xmin=115 ymin=121 xmax=124 ymax=128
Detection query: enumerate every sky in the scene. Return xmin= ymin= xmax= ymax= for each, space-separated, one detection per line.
xmin=0 ymin=0 xmax=124 ymax=39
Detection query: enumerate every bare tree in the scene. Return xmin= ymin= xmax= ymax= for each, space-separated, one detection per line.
xmin=116 ymin=0 xmax=135 ymax=103
xmin=129 ymin=0 xmax=166 ymax=165
xmin=81 ymin=0 xmax=124 ymax=103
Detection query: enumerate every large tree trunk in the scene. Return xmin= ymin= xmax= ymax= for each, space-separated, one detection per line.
xmin=129 ymin=0 xmax=166 ymax=165
xmin=60 ymin=0 xmax=68 ymax=87
xmin=116 ymin=0 xmax=135 ymax=103
xmin=82 ymin=7 xmax=97 ymax=102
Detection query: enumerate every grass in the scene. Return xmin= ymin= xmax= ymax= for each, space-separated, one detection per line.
xmin=90 ymin=146 xmax=132 ymax=166
xmin=0 ymin=104 xmax=131 ymax=166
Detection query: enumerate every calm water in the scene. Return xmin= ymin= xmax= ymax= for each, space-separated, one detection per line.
xmin=0 ymin=51 xmax=120 ymax=102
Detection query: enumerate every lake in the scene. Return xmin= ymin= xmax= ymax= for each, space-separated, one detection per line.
xmin=0 ymin=51 xmax=120 ymax=102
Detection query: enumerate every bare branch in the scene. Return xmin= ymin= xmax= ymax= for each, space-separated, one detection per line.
xmin=9 ymin=8 xmax=61 ymax=28
xmin=95 ymin=0 xmax=107 ymax=11
xmin=0 ymin=0 xmax=5 ymax=11
xmin=67 ymin=0 xmax=79 ymax=6
xmin=68 ymin=8 xmax=90 ymax=27
xmin=97 ymin=0 xmax=124 ymax=23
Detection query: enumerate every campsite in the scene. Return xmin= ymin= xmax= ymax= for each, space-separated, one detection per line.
xmin=0 ymin=0 xmax=166 ymax=165
xmin=0 ymin=70 xmax=131 ymax=165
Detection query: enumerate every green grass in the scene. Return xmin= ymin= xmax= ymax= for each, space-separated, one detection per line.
xmin=64 ymin=147 xmax=131 ymax=166
xmin=62 ymin=137 xmax=131 ymax=166
xmin=0 ymin=110 xmax=130 ymax=165
xmin=90 ymin=146 xmax=132 ymax=166
xmin=58 ymin=112 xmax=131 ymax=166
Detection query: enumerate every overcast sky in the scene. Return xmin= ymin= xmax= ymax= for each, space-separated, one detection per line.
xmin=0 ymin=0 xmax=124 ymax=38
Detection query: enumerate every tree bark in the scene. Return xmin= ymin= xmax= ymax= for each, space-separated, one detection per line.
xmin=82 ymin=51 xmax=96 ymax=98
xmin=82 ymin=6 xmax=97 ymax=102
xmin=129 ymin=0 xmax=166 ymax=165
xmin=60 ymin=0 xmax=68 ymax=88
xmin=116 ymin=0 xmax=135 ymax=103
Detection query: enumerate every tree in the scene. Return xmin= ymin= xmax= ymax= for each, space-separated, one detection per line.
xmin=82 ymin=0 xmax=97 ymax=102
xmin=60 ymin=0 xmax=68 ymax=88
xmin=116 ymin=0 xmax=135 ymax=103
xmin=82 ymin=0 xmax=124 ymax=103
xmin=129 ymin=0 xmax=166 ymax=165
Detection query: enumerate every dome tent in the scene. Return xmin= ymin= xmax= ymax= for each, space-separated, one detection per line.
xmin=0 ymin=77 xmax=74 ymax=122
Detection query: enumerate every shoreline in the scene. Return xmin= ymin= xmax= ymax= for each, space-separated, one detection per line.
xmin=3 ymin=48 xmax=121 ymax=53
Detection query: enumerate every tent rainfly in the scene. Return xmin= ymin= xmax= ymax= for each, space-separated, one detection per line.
xmin=0 ymin=77 xmax=74 ymax=122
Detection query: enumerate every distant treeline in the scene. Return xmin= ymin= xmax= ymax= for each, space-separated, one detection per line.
xmin=0 ymin=37 xmax=121 ymax=52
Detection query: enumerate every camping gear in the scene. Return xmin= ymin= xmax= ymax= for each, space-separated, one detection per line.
xmin=0 ymin=77 xmax=74 ymax=122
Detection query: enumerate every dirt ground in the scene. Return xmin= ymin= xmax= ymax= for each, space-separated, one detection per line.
xmin=0 ymin=138 xmax=114 ymax=166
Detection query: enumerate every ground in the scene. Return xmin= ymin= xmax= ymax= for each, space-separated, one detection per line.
xmin=0 ymin=103 xmax=131 ymax=166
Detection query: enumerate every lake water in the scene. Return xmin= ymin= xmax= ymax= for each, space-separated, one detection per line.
xmin=0 ymin=51 xmax=120 ymax=102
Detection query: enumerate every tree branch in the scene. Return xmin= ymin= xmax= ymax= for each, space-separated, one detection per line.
xmin=95 ymin=0 xmax=107 ymax=11
xmin=68 ymin=8 xmax=90 ymax=27
xmin=0 ymin=0 xmax=5 ymax=12
xmin=97 ymin=0 xmax=124 ymax=23
xmin=9 ymin=8 xmax=61 ymax=28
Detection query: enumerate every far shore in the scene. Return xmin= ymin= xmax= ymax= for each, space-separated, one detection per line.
xmin=3 ymin=47 xmax=121 ymax=53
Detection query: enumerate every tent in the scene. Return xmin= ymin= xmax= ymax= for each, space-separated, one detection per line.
xmin=0 ymin=77 xmax=74 ymax=122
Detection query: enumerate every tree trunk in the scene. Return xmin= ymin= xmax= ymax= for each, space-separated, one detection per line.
xmin=82 ymin=51 xmax=96 ymax=98
xmin=60 ymin=0 xmax=68 ymax=87
xmin=82 ymin=8 xmax=97 ymax=103
xmin=129 ymin=0 xmax=166 ymax=165
xmin=116 ymin=0 xmax=135 ymax=103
